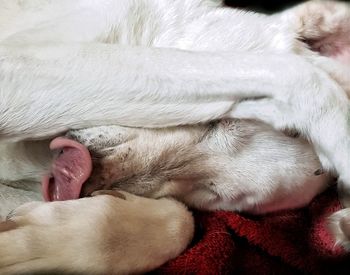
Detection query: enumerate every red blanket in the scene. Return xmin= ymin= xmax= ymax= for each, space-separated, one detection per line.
xmin=155 ymin=187 xmax=350 ymax=274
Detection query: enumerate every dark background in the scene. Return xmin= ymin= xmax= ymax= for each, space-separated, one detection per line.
xmin=225 ymin=0 xmax=350 ymax=13
xmin=225 ymin=0 xmax=305 ymax=12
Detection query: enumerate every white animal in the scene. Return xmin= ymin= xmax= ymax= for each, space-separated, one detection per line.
xmin=0 ymin=0 xmax=350 ymax=274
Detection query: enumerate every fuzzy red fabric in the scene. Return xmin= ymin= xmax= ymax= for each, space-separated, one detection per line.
xmin=155 ymin=187 xmax=350 ymax=274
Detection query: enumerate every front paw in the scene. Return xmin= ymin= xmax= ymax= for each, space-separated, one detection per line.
xmin=0 ymin=198 xmax=110 ymax=274
xmin=0 ymin=194 xmax=194 ymax=274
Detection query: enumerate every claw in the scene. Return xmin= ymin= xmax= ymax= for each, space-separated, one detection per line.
xmin=0 ymin=221 xmax=17 ymax=232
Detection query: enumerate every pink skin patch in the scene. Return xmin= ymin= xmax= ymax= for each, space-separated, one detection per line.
xmin=309 ymin=31 xmax=350 ymax=66
xmin=42 ymin=137 xmax=92 ymax=202
xmin=335 ymin=48 xmax=350 ymax=65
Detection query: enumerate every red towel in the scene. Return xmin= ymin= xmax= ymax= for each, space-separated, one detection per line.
xmin=155 ymin=187 xmax=350 ymax=274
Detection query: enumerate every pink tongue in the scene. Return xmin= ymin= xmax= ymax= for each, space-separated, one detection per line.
xmin=42 ymin=137 xmax=92 ymax=202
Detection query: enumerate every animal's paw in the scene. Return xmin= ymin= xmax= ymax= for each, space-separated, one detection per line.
xmin=0 ymin=197 xmax=117 ymax=274
xmin=293 ymin=0 xmax=350 ymax=64
xmin=0 ymin=193 xmax=194 ymax=275
xmin=329 ymin=208 xmax=350 ymax=250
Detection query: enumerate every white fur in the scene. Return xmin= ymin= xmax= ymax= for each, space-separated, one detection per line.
xmin=0 ymin=0 xmax=350 ymax=273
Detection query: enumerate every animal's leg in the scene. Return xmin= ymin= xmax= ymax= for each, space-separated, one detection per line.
xmin=0 ymin=44 xmax=342 ymax=135
xmin=0 ymin=45 xmax=293 ymax=139
xmin=0 ymin=193 xmax=194 ymax=274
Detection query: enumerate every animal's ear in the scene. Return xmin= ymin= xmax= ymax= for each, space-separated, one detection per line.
xmin=0 ymin=220 xmax=17 ymax=232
